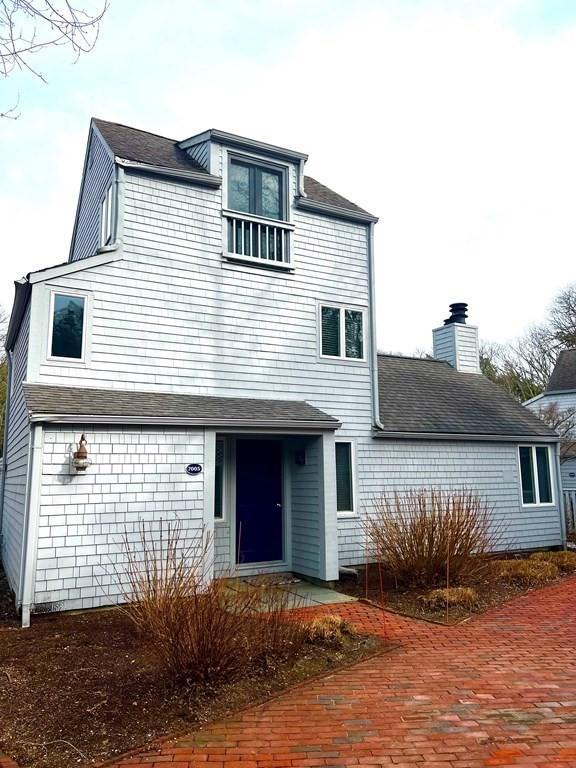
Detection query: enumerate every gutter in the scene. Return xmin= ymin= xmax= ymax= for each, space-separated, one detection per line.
xmin=116 ymin=158 xmax=221 ymax=188
xmin=373 ymin=430 xmax=560 ymax=443
xmin=367 ymin=221 xmax=384 ymax=431
xmin=295 ymin=196 xmax=378 ymax=224
xmin=28 ymin=413 xmax=341 ymax=430
xmin=0 ymin=350 xmax=13 ymax=541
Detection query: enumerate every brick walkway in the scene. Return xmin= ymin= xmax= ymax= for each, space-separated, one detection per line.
xmin=109 ymin=577 xmax=576 ymax=768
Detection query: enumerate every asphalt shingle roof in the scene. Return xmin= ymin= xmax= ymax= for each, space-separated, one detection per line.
xmin=92 ymin=118 xmax=372 ymax=216
xmin=377 ymin=354 xmax=556 ymax=438
xmin=23 ymin=384 xmax=340 ymax=429
xmin=546 ymin=349 xmax=576 ymax=393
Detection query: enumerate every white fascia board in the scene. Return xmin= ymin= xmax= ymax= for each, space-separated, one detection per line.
xmin=179 ymin=129 xmax=308 ymax=164
xmin=29 ymin=413 xmax=341 ymax=431
xmin=28 ymin=250 xmax=122 ymax=284
xmin=372 ymin=430 xmax=559 ymax=443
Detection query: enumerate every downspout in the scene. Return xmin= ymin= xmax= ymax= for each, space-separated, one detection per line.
xmin=0 ymin=350 xmax=13 ymax=540
xmin=555 ymin=441 xmax=567 ymax=549
xmin=95 ymin=164 xmax=124 ymax=255
xmin=19 ymin=423 xmax=44 ymax=627
xmin=367 ymin=222 xmax=384 ymax=430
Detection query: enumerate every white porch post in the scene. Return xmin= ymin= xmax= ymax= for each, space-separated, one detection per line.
xmin=319 ymin=431 xmax=339 ymax=581
xmin=202 ymin=428 xmax=216 ymax=583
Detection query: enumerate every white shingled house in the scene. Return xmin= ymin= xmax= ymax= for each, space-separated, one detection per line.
xmin=0 ymin=119 xmax=564 ymax=625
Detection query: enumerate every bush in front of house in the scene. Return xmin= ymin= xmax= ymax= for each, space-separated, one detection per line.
xmin=119 ymin=520 xmax=310 ymax=683
xmin=493 ymin=558 xmax=559 ymax=586
xmin=418 ymin=586 xmax=478 ymax=611
xmin=530 ymin=550 xmax=576 ymax=573
xmin=363 ymin=489 xmax=500 ymax=588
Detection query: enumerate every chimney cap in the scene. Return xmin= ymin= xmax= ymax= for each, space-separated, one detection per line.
xmin=444 ymin=302 xmax=468 ymax=326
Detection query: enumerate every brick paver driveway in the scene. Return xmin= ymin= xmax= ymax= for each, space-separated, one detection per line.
xmin=114 ymin=577 xmax=576 ymax=768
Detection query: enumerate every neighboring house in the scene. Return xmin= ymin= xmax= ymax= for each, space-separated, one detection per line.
xmin=0 ymin=119 xmax=563 ymax=625
xmin=525 ymin=350 xmax=576 ymax=527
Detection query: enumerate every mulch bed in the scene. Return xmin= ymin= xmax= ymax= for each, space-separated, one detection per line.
xmin=0 ymin=575 xmax=382 ymax=768
xmin=336 ymin=562 xmax=565 ymax=625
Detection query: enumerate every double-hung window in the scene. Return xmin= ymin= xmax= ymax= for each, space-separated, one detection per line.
xmin=321 ymin=305 xmax=364 ymax=360
xmin=49 ymin=292 xmax=86 ymax=361
xmin=335 ymin=441 xmax=355 ymax=515
xmin=518 ymin=445 xmax=554 ymax=506
xmin=99 ymin=184 xmax=114 ymax=247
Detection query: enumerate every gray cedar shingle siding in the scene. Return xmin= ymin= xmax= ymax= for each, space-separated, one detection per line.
xmin=546 ymin=349 xmax=576 ymax=392
xmin=92 ymin=118 xmax=371 ymax=216
xmin=377 ymin=354 xmax=557 ymax=437
xmin=23 ymin=384 xmax=340 ymax=429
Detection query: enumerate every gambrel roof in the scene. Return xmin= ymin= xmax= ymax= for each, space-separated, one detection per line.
xmin=92 ymin=118 xmax=373 ymax=218
xmin=377 ymin=354 xmax=556 ymax=439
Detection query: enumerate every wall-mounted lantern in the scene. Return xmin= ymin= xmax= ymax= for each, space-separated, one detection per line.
xmin=72 ymin=434 xmax=91 ymax=472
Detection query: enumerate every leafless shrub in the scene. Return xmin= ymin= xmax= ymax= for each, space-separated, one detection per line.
xmin=363 ymin=489 xmax=501 ymax=588
xmin=119 ymin=521 xmax=309 ymax=683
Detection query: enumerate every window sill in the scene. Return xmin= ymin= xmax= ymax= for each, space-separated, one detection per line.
xmin=44 ymin=357 xmax=87 ymax=368
xmin=522 ymin=503 xmax=556 ymax=509
xmin=222 ymin=252 xmax=294 ymax=272
xmin=337 ymin=511 xmax=358 ymax=519
xmin=320 ymin=354 xmax=367 ymax=364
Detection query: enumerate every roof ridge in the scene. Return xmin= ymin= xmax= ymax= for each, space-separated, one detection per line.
xmin=378 ymin=353 xmax=451 ymax=365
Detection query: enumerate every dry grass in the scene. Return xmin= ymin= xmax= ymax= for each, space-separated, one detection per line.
xmin=363 ymin=489 xmax=501 ymax=588
xmin=418 ymin=586 xmax=478 ymax=611
xmin=493 ymin=558 xmax=559 ymax=586
xmin=120 ymin=521 xmax=309 ymax=683
xmin=530 ymin=550 xmax=576 ymax=573
xmin=306 ymin=614 xmax=356 ymax=645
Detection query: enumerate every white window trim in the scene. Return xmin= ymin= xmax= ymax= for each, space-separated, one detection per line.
xmin=518 ymin=444 xmax=555 ymax=507
xmin=99 ymin=183 xmax=114 ymax=248
xmin=319 ymin=304 xmax=367 ymax=363
xmin=335 ymin=438 xmax=357 ymax=517
xmin=224 ymin=150 xmax=290 ymax=224
xmin=46 ymin=288 xmax=89 ymax=364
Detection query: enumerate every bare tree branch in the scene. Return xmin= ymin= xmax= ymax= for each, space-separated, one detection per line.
xmin=0 ymin=0 xmax=107 ymax=86
xmin=536 ymin=402 xmax=576 ymax=462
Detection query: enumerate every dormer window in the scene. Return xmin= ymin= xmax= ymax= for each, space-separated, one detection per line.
xmin=224 ymin=156 xmax=293 ymax=268
xmin=229 ymin=159 xmax=283 ymax=221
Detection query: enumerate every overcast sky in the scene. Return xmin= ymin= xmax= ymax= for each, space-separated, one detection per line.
xmin=1 ymin=0 xmax=576 ymax=354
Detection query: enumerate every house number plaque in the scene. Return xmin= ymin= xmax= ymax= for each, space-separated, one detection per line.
xmin=185 ymin=463 xmax=203 ymax=476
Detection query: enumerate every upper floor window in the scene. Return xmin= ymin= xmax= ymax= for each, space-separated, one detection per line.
xmin=519 ymin=445 xmax=553 ymax=506
xmin=49 ymin=293 xmax=86 ymax=360
xmin=99 ymin=184 xmax=114 ymax=247
xmin=229 ymin=159 xmax=284 ymax=221
xmin=321 ymin=305 xmax=365 ymax=360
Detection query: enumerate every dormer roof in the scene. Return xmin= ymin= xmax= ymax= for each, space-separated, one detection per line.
xmin=92 ymin=118 xmax=376 ymax=220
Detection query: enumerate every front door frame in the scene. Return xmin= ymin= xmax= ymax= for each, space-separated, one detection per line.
xmin=225 ymin=435 xmax=292 ymax=574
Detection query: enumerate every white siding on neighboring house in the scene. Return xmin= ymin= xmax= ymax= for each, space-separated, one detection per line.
xmin=338 ymin=439 xmax=563 ymax=566
xmin=2 ymin=303 xmax=31 ymax=596
xmin=69 ymin=128 xmax=115 ymax=262
xmin=34 ymin=426 xmax=206 ymax=611
xmin=528 ymin=391 xmax=576 ymax=413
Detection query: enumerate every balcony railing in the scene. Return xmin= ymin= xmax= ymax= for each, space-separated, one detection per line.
xmin=224 ymin=210 xmax=294 ymax=268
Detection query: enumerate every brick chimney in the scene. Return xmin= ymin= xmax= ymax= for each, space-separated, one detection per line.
xmin=432 ymin=303 xmax=480 ymax=374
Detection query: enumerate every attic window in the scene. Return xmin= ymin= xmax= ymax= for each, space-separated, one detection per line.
xmin=99 ymin=184 xmax=114 ymax=247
